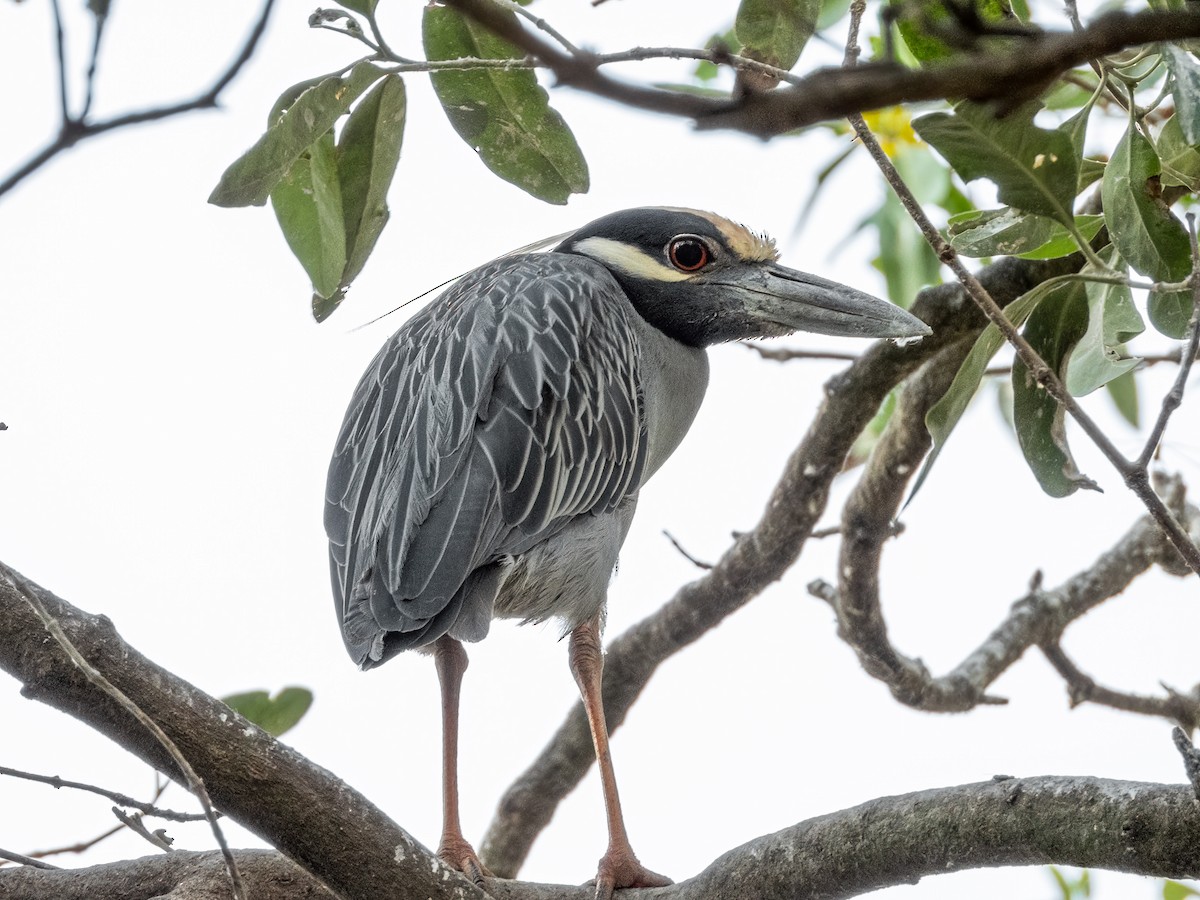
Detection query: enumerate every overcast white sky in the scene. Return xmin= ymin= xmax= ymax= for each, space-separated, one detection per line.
xmin=2 ymin=1 xmax=1198 ymax=897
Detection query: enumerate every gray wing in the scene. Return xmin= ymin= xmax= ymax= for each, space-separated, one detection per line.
xmin=324 ymin=254 xmax=648 ymax=668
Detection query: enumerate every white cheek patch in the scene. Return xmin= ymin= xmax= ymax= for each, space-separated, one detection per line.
xmin=572 ymin=236 xmax=693 ymax=283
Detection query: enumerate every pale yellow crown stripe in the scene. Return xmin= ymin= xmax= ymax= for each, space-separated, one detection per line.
xmin=572 ymin=236 xmax=694 ymax=283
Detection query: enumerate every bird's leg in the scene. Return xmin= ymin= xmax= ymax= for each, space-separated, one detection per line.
xmin=568 ymin=617 xmax=672 ymax=899
xmin=432 ymin=634 xmax=490 ymax=882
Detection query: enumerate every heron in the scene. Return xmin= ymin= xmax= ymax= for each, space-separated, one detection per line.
xmin=324 ymin=207 xmax=930 ymax=897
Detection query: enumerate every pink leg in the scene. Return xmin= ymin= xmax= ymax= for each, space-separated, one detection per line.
xmin=433 ymin=635 xmax=489 ymax=882
xmin=569 ymin=617 xmax=672 ymax=899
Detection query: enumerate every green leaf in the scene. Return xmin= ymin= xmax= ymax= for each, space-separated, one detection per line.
xmin=948 ymin=208 xmax=1102 ymax=259
xmin=422 ymin=5 xmax=588 ymax=204
xmin=333 ymin=0 xmax=376 ymax=15
xmin=1012 ymin=282 xmax=1099 ymax=497
xmin=949 ymin=207 xmax=1053 ymax=257
xmin=912 ymin=283 xmax=1050 ymax=501
xmin=735 ymin=0 xmax=822 ymax=70
xmin=210 ymin=62 xmax=386 ymax=207
xmin=817 ymin=0 xmax=851 ymax=29
xmin=1066 ymin=250 xmax=1144 ymax=396
xmin=270 ymin=132 xmax=346 ymax=300
xmin=1165 ymin=46 xmax=1200 ymax=146
xmin=892 ymin=0 xmax=1014 ymax=63
xmin=913 ymin=102 xmax=1079 ymax=226
xmin=845 ymin=390 xmax=897 ymax=471
xmin=1105 ymin=369 xmax=1140 ymax=427
xmin=1078 ymin=157 xmax=1106 ymax=193
xmin=1158 ymin=115 xmax=1200 ymax=191
xmin=1102 ymin=122 xmax=1192 ymax=337
xmin=222 ymin=687 xmax=314 ymax=737
xmin=337 ymin=74 xmax=406 ymax=290
xmin=1164 ymin=881 xmax=1200 ymax=900
xmin=867 ymin=186 xmax=941 ymax=307
xmin=1019 ymin=215 xmax=1104 ymax=260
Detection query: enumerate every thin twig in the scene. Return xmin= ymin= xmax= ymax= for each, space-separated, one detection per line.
xmin=50 ymin=0 xmax=69 ymax=122
xmin=661 ymin=530 xmax=713 ymax=570
xmin=3 ymin=571 xmax=246 ymax=900
xmin=0 ymin=848 xmax=59 ymax=870
xmin=500 ymin=0 xmax=579 ymax=55
xmin=24 ymin=821 xmax=125 ymax=862
xmin=744 ymin=343 xmax=860 ymax=364
xmin=1041 ymin=643 xmax=1200 ymax=732
xmin=80 ymin=6 xmax=109 ymax=121
xmin=0 ymin=766 xmax=209 ymax=822
xmin=0 ymin=0 xmax=275 ymax=199
xmin=111 ymin=808 xmax=175 ymax=853
xmin=1137 ymin=215 xmax=1200 ymax=468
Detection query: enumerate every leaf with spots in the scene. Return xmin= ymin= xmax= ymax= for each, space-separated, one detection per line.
xmin=1102 ymin=121 xmax=1193 ymax=338
xmin=209 ymin=62 xmax=387 ymax=208
xmin=270 ymin=131 xmax=346 ymax=302
xmin=948 ymin=208 xmax=1103 ymax=259
xmin=337 ymin=74 xmax=407 ymax=293
xmin=913 ymin=102 xmax=1079 ymax=227
xmin=1065 ymin=248 xmax=1144 ymax=397
xmin=735 ymin=0 xmax=821 ymax=71
xmin=422 ymin=5 xmax=588 ymax=204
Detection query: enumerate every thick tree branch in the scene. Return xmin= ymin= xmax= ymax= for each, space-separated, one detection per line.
xmin=0 ymin=849 xmax=337 ymax=900
xmin=9 ymin=778 xmax=1200 ymax=900
xmin=441 ymin=1 xmax=1200 ymax=137
xmin=0 ymin=562 xmax=488 ymax=900
xmin=478 ymin=254 xmax=1080 ymax=877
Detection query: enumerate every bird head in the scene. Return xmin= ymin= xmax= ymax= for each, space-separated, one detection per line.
xmin=555 ymin=207 xmax=930 ymax=348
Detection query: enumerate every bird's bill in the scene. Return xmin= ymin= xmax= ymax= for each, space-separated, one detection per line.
xmin=723 ymin=263 xmax=932 ymax=340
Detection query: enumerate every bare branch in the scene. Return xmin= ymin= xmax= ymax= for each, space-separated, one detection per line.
xmin=5 ymin=569 xmax=245 ymax=899
xmin=0 ymin=849 xmax=58 ymax=870
xmin=111 ymin=808 xmax=176 ymax=853
xmin=11 ymin=778 xmax=1200 ymax=900
xmin=814 ymin=476 xmax=1199 ymax=713
xmin=0 ymin=765 xmax=209 ymax=822
xmin=0 ymin=850 xmax=337 ymax=900
xmin=440 ymin=1 xmax=1200 ymax=138
xmin=661 ymin=530 xmax=713 ymax=570
xmin=0 ymin=0 xmax=276 ymax=200
xmin=1041 ymin=644 xmax=1200 ymax=732
xmin=0 ymin=561 xmax=488 ymax=900
xmin=742 ymin=343 xmax=860 ymax=364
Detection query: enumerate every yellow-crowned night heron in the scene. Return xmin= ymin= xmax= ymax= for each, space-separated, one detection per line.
xmin=325 ymin=207 xmax=929 ymax=897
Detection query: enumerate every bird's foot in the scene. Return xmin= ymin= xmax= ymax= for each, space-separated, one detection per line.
xmin=437 ymin=836 xmax=491 ymax=884
xmin=590 ymin=848 xmax=672 ymax=900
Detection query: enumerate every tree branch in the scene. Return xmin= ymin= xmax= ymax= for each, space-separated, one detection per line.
xmin=811 ymin=472 xmax=1200 ymax=714
xmin=0 ymin=562 xmax=488 ymax=900
xmin=9 ymin=778 xmax=1200 ymax=900
xmin=0 ymin=0 xmax=276 ymax=200
xmin=440 ymin=1 xmax=1200 ymax=137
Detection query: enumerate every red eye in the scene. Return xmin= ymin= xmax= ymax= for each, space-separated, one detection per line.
xmin=668 ymin=237 xmax=709 ymax=272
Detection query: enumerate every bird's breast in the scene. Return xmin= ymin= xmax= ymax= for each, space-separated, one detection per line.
xmin=634 ymin=321 xmax=710 ymax=482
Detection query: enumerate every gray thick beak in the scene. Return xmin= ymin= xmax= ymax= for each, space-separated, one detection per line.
xmin=722 ymin=263 xmax=931 ymax=340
